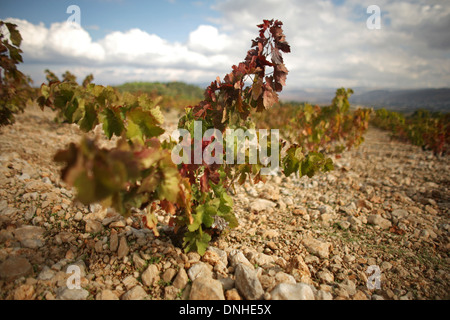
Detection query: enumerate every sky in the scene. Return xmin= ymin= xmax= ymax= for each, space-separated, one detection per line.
xmin=1 ymin=0 xmax=450 ymax=92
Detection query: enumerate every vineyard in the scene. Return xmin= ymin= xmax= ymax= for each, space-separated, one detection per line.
xmin=0 ymin=20 xmax=449 ymax=301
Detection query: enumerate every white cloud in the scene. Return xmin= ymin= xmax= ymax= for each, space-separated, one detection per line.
xmin=5 ymin=0 xmax=450 ymax=90
xmin=211 ymin=0 xmax=450 ymax=88
xmin=5 ymin=17 xmax=236 ymax=85
xmin=7 ymin=18 xmax=105 ymax=63
xmin=188 ymin=25 xmax=232 ymax=53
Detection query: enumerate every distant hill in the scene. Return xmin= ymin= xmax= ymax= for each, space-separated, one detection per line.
xmin=280 ymin=87 xmax=450 ymax=113
xmin=115 ymin=81 xmax=204 ymax=110
xmin=115 ymin=81 xmax=204 ymax=100
xmin=115 ymin=83 xmax=450 ymax=114
xmin=349 ymin=88 xmax=450 ymax=113
xmin=279 ymin=88 xmax=337 ymax=105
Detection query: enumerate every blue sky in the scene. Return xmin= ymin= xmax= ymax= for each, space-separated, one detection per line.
xmin=1 ymin=0 xmax=449 ymax=91
xmin=1 ymin=0 xmax=221 ymax=42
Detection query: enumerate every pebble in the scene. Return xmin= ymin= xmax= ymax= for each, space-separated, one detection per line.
xmin=225 ymin=288 xmax=242 ymax=300
xmin=117 ymin=236 xmax=129 ymax=258
xmin=0 ymin=111 xmax=449 ymax=301
xmin=234 ymin=263 xmax=264 ymax=300
xmin=122 ymin=275 xmax=138 ymax=290
xmin=250 ymin=199 xmax=277 ymax=212
xmin=287 ymin=255 xmax=311 ymax=282
xmin=367 ymin=214 xmax=392 ymax=229
xmin=85 ymin=220 xmax=103 ymax=233
xmin=109 ymin=231 xmax=119 ymax=252
xmin=13 ymin=225 xmax=45 ymax=248
xmin=189 ymin=276 xmax=225 ymax=300
xmin=74 ymin=211 xmax=83 ymax=221
xmin=0 ymin=257 xmax=33 ymax=281
xmin=38 ymin=266 xmax=56 ymax=281
xmin=302 ymin=237 xmax=332 ymax=259
xmin=132 ymin=253 xmax=147 ymax=270
xmin=338 ymin=279 xmax=357 ymax=296
xmin=14 ymin=284 xmax=35 ymax=300
xmin=173 ymin=268 xmax=189 ymax=289
xmin=96 ymin=289 xmax=119 ymax=300
xmin=56 ymin=287 xmax=89 ymax=300
xmin=391 ymin=209 xmax=409 ymax=219
xmin=270 ymin=283 xmax=315 ymax=300
xmin=317 ymin=270 xmax=334 ymax=283
xmin=316 ymin=289 xmax=333 ymax=300
xmin=121 ymin=285 xmax=148 ymax=300
xmin=141 ymin=264 xmax=160 ymax=287
xmin=188 ymin=262 xmax=213 ymax=281
xmin=162 ymin=268 xmax=177 ymax=283
xmin=229 ymin=250 xmax=253 ymax=269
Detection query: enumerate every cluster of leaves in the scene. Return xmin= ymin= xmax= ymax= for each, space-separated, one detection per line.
xmin=37 ymin=72 xmax=190 ymax=236
xmin=174 ymin=19 xmax=337 ymax=253
xmin=0 ymin=21 xmax=34 ymax=126
xmin=38 ymin=19 xmax=338 ymax=255
xmin=372 ymin=108 xmax=450 ymax=156
xmin=255 ymin=88 xmax=371 ymax=155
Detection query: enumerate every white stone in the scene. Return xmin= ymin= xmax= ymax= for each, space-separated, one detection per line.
xmin=141 ymin=264 xmax=160 ymax=287
xmin=367 ymin=215 xmax=392 ymax=229
xmin=56 ymin=287 xmax=89 ymax=300
xmin=250 ymin=199 xmax=277 ymax=212
xmin=121 ymin=286 xmax=148 ymax=300
xmin=229 ymin=250 xmax=254 ymax=269
xmin=270 ymin=283 xmax=315 ymax=300
xmin=188 ymin=262 xmax=212 ymax=281
xmin=235 ymin=263 xmax=264 ymax=300
xmin=302 ymin=237 xmax=332 ymax=259
xmin=189 ymin=277 xmax=225 ymax=300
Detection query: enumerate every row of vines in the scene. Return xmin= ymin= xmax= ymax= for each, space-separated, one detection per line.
xmin=371 ymin=108 xmax=449 ymax=156
xmin=3 ymin=19 xmax=444 ymax=255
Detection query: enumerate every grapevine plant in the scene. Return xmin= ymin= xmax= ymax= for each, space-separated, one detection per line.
xmin=0 ymin=21 xmax=34 ymax=126
xmin=372 ymin=108 xmax=449 ymax=156
xmin=38 ymin=20 xmax=337 ymax=254
xmin=255 ymin=88 xmax=371 ymax=156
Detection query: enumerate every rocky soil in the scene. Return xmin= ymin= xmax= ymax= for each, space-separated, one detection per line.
xmin=0 ymin=105 xmax=449 ymax=300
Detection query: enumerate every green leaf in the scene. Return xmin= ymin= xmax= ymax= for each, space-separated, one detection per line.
xmin=40 ymin=84 xmax=50 ymax=99
xmin=156 ymin=155 xmax=181 ymax=203
xmin=6 ymin=23 xmax=22 ymax=47
xmin=182 ymin=230 xmax=211 ymax=256
xmin=188 ymin=203 xmax=215 ymax=232
xmin=64 ymin=98 xmax=79 ymax=123
xmin=73 ymin=171 xmax=97 ymax=205
xmin=202 ymin=204 xmax=216 ymax=228
xmin=126 ymin=108 xmax=165 ymax=144
xmin=53 ymin=87 xmax=75 ymax=110
xmin=100 ymin=108 xmax=124 ymax=139
xmin=195 ymin=232 xmax=211 ymax=256
xmin=79 ymin=103 xmax=98 ymax=132
xmin=282 ymin=145 xmax=304 ymax=177
xmin=188 ymin=205 xmax=205 ymax=232
xmin=6 ymin=43 xmax=22 ymax=63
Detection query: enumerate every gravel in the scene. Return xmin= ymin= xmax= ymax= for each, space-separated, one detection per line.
xmin=0 ymin=106 xmax=449 ymax=300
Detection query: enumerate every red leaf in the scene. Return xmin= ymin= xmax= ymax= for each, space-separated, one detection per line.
xmin=271 ymin=46 xmax=283 ymax=65
xmin=200 ymin=173 xmax=209 ymax=192
xmin=160 ymin=199 xmax=176 ymax=215
xmin=263 ymin=88 xmax=278 ymax=109
xmin=252 ymin=78 xmax=263 ymax=101
xmin=274 ymin=63 xmax=288 ymax=92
